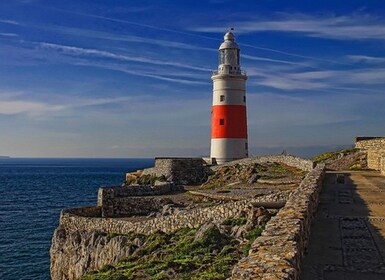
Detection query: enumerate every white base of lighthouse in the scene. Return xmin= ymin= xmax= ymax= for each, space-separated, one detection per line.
xmin=210 ymin=138 xmax=248 ymax=164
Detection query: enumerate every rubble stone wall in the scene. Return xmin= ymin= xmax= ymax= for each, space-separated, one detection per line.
xmin=231 ymin=164 xmax=325 ymax=280
xmin=381 ymin=157 xmax=385 ymax=175
xmin=141 ymin=157 xmax=209 ymax=184
xmin=219 ymin=155 xmax=315 ymax=171
xmin=59 ymin=192 xmax=286 ymax=236
xmin=355 ymin=138 xmax=385 ymax=170
xmin=97 ymin=183 xmax=177 ymax=217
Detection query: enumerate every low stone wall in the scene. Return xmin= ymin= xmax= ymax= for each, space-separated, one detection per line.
xmin=60 ymin=192 xmax=286 ymax=235
xmin=97 ymin=183 xmax=177 ymax=217
xmin=218 ymin=155 xmax=315 ymax=172
xmin=64 ymin=206 xmax=102 ymax=217
xmin=142 ymin=157 xmax=209 ymax=184
xmin=98 ymin=183 xmax=174 ymax=202
xmin=231 ymin=164 xmax=325 ymax=280
xmin=355 ymin=137 xmax=385 ymax=170
xmin=102 ymin=197 xmax=173 ymax=217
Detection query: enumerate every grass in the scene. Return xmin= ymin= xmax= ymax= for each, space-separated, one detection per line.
xmin=222 ymin=217 xmax=247 ymax=226
xmin=125 ymin=174 xmax=167 ymax=186
xmin=81 ymin=221 xmax=266 ymax=280
xmin=313 ymin=148 xmax=358 ymax=163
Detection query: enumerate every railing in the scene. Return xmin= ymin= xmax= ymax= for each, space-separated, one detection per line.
xmin=212 ymin=69 xmax=247 ymax=76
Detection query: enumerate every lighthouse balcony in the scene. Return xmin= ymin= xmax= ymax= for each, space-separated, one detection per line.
xmin=212 ymin=69 xmax=247 ymax=76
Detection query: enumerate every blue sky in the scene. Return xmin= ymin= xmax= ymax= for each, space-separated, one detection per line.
xmin=1 ymin=0 xmax=385 ymax=158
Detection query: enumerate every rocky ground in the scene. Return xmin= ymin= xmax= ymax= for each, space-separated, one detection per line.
xmin=313 ymin=148 xmax=368 ymax=170
xmin=80 ymin=206 xmax=276 ymax=280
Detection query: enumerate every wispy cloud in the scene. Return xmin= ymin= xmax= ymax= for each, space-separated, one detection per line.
xmin=347 ymin=55 xmax=385 ymax=64
xmin=247 ymin=64 xmax=385 ymax=92
xmin=0 ymin=93 xmax=134 ymax=116
xmin=0 ymin=100 xmax=61 ymax=115
xmin=242 ymin=54 xmax=314 ymax=67
xmin=38 ymin=25 xmax=216 ymax=52
xmin=0 ymin=19 xmax=19 ymax=25
xmin=193 ymin=13 xmax=385 ymax=41
xmin=0 ymin=33 xmax=18 ymax=37
xmin=39 ymin=42 xmax=211 ymax=72
xmin=73 ymin=61 xmax=209 ymax=85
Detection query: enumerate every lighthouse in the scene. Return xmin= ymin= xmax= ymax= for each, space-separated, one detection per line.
xmin=210 ymin=30 xmax=248 ymax=164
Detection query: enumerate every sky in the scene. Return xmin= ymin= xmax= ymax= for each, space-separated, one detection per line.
xmin=1 ymin=0 xmax=385 ymax=158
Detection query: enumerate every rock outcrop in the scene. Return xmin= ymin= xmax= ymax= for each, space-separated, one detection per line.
xmin=50 ymin=229 xmax=136 ymax=280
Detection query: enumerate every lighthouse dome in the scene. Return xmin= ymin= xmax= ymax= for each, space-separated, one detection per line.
xmin=219 ymin=31 xmax=239 ymax=50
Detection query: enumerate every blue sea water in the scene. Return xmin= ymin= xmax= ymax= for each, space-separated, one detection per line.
xmin=0 ymin=158 xmax=154 ymax=280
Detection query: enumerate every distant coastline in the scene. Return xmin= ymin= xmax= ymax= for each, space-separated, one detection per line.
xmin=0 ymin=156 xmax=10 ymax=159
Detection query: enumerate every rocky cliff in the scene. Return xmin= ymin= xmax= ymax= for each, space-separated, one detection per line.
xmin=50 ymin=228 xmax=137 ymax=280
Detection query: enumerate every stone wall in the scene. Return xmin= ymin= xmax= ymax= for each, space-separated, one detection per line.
xmin=141 ymin=157 xmax=209 ymax=184
xmin=218 ymin=155 xmax=315 ymax=172
xmin=231 ymin=164 xmax=325 ymax=280
xmin=97 ymin=182 xmax=179 ymax=217
xmin=59 ymin=191 xmax=287 ymax=235
xmin=355 ymin=137 xmax=385 ymax=170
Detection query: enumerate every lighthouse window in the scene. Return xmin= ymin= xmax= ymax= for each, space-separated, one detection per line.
xmin=219 ymin=119 xmax=225 ymax=125
xmin=243 ymin=96 xmax=246 ymax=102
xmin=220 ymin=95 xmax=225 ymax=102
xmin=245 ymin=142 xmax=248 ymax=149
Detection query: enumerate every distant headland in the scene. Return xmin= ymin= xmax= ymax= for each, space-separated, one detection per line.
xmin=0 ymin=156 xmax=10 ymax=159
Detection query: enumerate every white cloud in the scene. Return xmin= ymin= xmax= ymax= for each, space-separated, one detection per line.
xmin=0 ymin=19 xmax=19 ymax=25
xmin=39 ymin=42 xmax=211 ymax=72
xmin=193 ymin=13 xmax=385 ymax=41
xmin=347 ymin=55 xmax=385 ymax=64
xmin=0 ymin=94 xmax=135 ymax=116
xmin=0 ymin=33 xmax=19 ymax=37
xmin=0 ymin=100 xmax=60 ymax=115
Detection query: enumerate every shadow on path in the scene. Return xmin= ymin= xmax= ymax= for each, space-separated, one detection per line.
xmin=301 ymin=171 xmax=385 ymax=280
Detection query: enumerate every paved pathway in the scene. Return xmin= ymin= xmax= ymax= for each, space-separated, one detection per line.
xmin=301 ymin=171 xmax=385 ymax=280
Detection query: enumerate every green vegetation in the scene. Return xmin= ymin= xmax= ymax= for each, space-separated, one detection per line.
xmin=125 ymin=174 xmax=166 ymax=186
xmin=242 ymin=226 xmax=265 ymax=256
xmin=313 ymin=148 xmax=358 ymax=163
xmin=81 ymin=222 xmax=266 ymax=280
xmin=222 ymin=217 xmax=247 ymax=226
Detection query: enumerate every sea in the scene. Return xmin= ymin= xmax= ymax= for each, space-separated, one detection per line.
xmin=0 ymin=158 xmax=155 ymax=280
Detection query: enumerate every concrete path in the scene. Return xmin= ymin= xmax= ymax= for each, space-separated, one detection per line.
xmin=301 ymin=171 xmax=385 ymax=280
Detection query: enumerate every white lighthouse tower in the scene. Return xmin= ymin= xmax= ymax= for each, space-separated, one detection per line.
xmin=210 ymin=30 xmax=248 ymax=164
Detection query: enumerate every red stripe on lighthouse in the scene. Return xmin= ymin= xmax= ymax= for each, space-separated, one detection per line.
xmin=211 ymin=105 xmax=247 ymax=138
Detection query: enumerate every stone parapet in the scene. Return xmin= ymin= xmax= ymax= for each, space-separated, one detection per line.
xmin=217 ymin=155 xmax=315 ymax=172
xmin=231 ymin=164 xmax=325 ymax=280
xmin=59 ymin=192 xmax=286 ymax=236
xmin=355 ymin=137 xmax=385 ymax=170
xmin=141 ymin=157 xmax=209 ymax=184
xmin=97 ymin=183 xmax=179 ymax=217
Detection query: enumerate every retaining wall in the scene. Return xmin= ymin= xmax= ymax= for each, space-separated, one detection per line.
xmin=97 ymin=183 xmax=181 ymax=217
xmin=355 ymin=138 xmax=385 ymax=170
xmin=217 ymin=155 xmax=315 ymax=172
xmin=59 ymin=192 xmax=287 ymax=235
xmin=231 ymin=164 xmax=325 ymax=280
